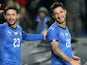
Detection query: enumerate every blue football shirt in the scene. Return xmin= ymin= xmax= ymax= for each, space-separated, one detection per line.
xmin=0 ymin=23 xmax=44 ymax=65
xmin=47 ymin=22 xmax=72 ymax=65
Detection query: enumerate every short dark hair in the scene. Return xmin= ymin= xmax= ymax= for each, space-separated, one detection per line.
xmin=50 ymin=2 xmax=65 ymax=13
xmin=4 ymin=6 xmax=19 ymax=14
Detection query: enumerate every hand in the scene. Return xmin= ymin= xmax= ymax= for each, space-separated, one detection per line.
xmin=72 ymin=55 xmax=81 ymax=64
xmin=42 ymin=30 xmax=47 ymax=40
xmin=70 ymin=59 xmax=80 ymax=65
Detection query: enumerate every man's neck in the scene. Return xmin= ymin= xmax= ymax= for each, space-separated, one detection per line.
xmin=8 ymin=23 xmax=17 ymax=29
xmin=11 ymin=24 xmax=17 ymax=29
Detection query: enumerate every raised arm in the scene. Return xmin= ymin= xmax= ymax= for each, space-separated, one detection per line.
xmin=22 ymin=31 xmax=45 ymax=41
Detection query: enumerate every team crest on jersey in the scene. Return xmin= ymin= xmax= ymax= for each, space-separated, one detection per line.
xmin=14 ymin=32 xmax=18 ymax=35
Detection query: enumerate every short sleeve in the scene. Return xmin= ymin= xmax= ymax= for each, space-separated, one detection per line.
xmin=47 ymin=27 xmax=58 ymax=42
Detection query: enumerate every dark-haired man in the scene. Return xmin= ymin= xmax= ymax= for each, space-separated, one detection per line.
xmin=47 ymin=2 xmax=80 ymax=65
xmin=0 ymin=6 xmax=46 ymax=65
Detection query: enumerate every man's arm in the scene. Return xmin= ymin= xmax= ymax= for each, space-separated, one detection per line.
xmin=50 ymin=40 xmax=80 ymax=65
xmin=22 ymin=31 xmax=46 ymax=41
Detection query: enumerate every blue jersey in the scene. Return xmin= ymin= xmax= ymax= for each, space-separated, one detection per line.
xmin=0 ymin=23 xmax=44 ymax=65
xmin=47 ymin=22 xmax=72 ymax=65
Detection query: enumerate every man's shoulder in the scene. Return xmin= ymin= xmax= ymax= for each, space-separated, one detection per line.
xmin=48 ymin=22 xmax=58 ymax=31
xmin=16 ymin=25 xmax=23 ymax=31
xmin=0 ymin=23 xmax=7 ymax=29
xmin=17 ymin=25 xmax=22 ymax=29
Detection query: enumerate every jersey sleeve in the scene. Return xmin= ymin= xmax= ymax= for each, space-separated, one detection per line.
xmin=22 ymin=30 xmax=44 ymax=41
xmin=47 ymin=27 xmax=58 ymax=42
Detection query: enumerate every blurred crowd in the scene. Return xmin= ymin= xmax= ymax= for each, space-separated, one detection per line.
xmin=0 ymin=0 xmax=87 ymax=37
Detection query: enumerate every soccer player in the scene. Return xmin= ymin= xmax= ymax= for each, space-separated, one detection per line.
xmin=47 ymin=2 xmax=80 ymax=65
xmin=0 ymin=6 xmax=46 ymax=65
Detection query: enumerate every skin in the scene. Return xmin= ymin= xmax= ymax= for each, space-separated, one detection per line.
xmin=4 ymin=9 xmax=19 ymax=28
xmin=50 ymin=6 xmax=80 ymax=65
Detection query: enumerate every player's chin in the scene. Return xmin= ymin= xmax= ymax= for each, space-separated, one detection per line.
xmin=8 ymin=22 xmax=16 ymax=26
xmin=9 ymin=23 xmax=14 ymax=25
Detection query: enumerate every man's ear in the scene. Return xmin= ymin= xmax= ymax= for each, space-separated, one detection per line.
xmin=52 ymin=14 xmax=54 ymax=18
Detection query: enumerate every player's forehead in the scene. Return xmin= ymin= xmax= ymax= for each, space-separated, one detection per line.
xmin=6 ymin=9 xmax=17 ymax=14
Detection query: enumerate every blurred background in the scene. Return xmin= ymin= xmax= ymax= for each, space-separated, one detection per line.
xmin=0 ymin=0 xmax=87 ymax=65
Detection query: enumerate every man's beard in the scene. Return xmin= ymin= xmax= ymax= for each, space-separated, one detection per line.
xmin=8 ymin=21 xmax=16 ymax=27
xmin=56 ymin=20 xmax=64 ymax=24
xmin=56 ymin=18 xmax=65 ymax=24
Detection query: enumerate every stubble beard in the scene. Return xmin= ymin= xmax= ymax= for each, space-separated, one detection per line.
xmin=8 ymin=21 xmax=16 ymax=27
